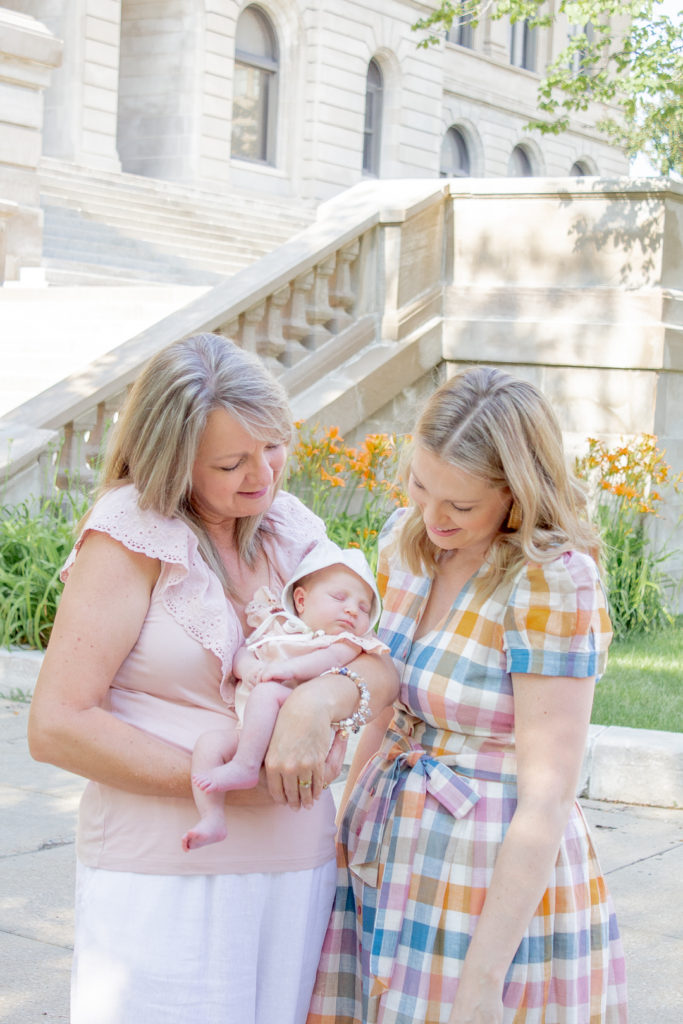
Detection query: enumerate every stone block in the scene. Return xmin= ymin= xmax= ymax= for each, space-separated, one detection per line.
xmin=588 ymin=727 xmax=683 ymax=809
xmin=84 ymin=38 xmax=119 ymax=70
xmin=83 ymin=60 xmax=118 ymax=91
xmin=85 ymin=15 xmax=122 ymax=47
xmin=449 ymin=185 xmax=670 ymax=291
xmin=0 ymin=9 xmax=63 ymax=69
xmin=82 ymin=82 xmax=119 ymax=114
xmin=0 ymin=124 xmax=40 ymax=169
xmin=0 ymin=80 xmax=41 ymax=129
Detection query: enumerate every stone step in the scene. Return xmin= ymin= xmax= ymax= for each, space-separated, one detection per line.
xmin=41 ymin=206 xmax=260 ymax=271
xmin=41 ymin=264 xmax=171 ymax=287
xmin=36 ymin=158 xmax=315 ymax=286
xmin=41 ymin=225 xmax=226 ymax=279
xmin=41 ymin=188 xmax=309 ymax=237
xmin=41 ymin=254 xmax=219 ymax=287
xmin=41 ymin=204 xmax=275 ymax=262
xmin=38 ymin=158 xmax=313 ymax=227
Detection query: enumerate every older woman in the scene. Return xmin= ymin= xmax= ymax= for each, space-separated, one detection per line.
xmin=28 ymin=333 xmax=396 ymax=1024
xmin=309 ymin=367 xmax=627 ymax=1023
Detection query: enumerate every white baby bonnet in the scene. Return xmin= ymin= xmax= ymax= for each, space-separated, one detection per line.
xmin=281 ymin=540 xmax=381 ymax=629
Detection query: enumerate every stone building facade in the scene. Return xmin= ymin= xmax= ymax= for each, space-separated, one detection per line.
xmin=2 ymin=0 xmax=628 ymax=213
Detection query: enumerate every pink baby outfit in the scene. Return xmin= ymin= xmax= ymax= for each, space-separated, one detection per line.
xmin=233 ymin=586 xmax=389 ymax=722
xmin=63 ymin=484 xmax=337 ymax=875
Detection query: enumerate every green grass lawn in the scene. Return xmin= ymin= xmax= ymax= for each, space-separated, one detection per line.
xmin=592 ymin=618 xmax=683 ymax=733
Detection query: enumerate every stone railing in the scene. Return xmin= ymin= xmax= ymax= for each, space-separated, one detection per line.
xmin=2 ymin=174 xmax=682 ymax=588
xmin=0 ymin=179 xmax=448 ymax=504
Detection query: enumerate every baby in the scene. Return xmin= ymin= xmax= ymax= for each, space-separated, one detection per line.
xmin=182 ymin=541 xmax=387 ymax=851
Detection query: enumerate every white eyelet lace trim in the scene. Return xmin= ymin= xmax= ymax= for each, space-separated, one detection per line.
xmin=61 ymin=488 xmax=327 ymax=682
xmin=61 ymin=485 xmax=237 ymax=679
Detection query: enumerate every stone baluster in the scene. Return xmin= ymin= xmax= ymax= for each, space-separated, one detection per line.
xmin=255 ymin=285 xmax=289 ymax=374
xmin=56 ymin=413 xmax=95 ymax=494
xmin=240 ymin=302 xmax=266 ymax=355
xmin=83 ymin=400 xmax=108 ymax=475
xmin=282 ymin=270 xmax=314 ymax=365
xmin=215 ymin=318 xmax=240 ymax=344
xmin=302 ymin=254 xmax=336 ymax=349
xmin=328 ymin=240 xmax=359 ymax=332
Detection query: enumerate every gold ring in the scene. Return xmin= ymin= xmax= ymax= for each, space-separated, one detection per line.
xmin=299 ymin=779 xmax=312 ymax=788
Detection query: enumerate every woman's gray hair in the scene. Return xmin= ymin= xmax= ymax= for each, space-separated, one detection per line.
xmin=99 ymin=333 xmax=293 ymax=584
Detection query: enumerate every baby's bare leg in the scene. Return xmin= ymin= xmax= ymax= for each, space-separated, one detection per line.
xmin=182 ymin=728 xmax=239 ymax=852
xmin=193 ymin=682 xmax=292 ymax=793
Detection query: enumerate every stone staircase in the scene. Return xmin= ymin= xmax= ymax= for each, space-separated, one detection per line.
xmin=37 ymin=158 xmax=316 ymax=285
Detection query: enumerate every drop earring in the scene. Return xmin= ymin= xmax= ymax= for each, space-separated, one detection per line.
xmin=506 ymin=500 xmax=522 ymax=531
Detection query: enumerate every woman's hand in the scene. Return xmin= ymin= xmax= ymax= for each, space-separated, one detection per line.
xmin=264 ymin=652 xmax=398 ymax=809
xmin=263 ymin=676 xmax=344 ymax=808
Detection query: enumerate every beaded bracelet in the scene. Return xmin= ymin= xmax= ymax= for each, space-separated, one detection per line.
xmin=326 ymin=666 xmax=371 ymax=737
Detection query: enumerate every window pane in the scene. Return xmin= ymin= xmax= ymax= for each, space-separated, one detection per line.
xmin=363 ymin=60 xmax=383 ymax=175
xmin=231 ymin=5 xmax=278 ymax=164
xmin=231 ymin=62 xmax=269 ymax=160
xmin=508 ymin=145 xmax=533 ymax=176
xmin=236 ymin=6 xmax=276 ymax=61
xmin=440 ymin=127 xmax=470 ymax=177
xmin=447 ymin=3 xmax=474 ymax=48
xmin=511 ymin=20 xmax=536 ymax=71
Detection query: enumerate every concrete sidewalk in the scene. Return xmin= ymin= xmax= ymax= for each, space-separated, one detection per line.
xmin=1 ymin=698 xmax=682 ymax=1023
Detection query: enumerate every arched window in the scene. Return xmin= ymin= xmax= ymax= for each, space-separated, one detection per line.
xmin=508 ymin=145 xmax=533 ymax=176
xmin=446 ymin=2 xmax=474 ymax=49
xmin=570 ymin=161 xmax=590 ymax=177
xmin=440 ymin=127 xmax=471 ymax=177
xmin=510 ymin=19 xmax=536 ymax=71
xmin=362 ymin=59 xmax=383 ymax=176
xmin=231 ymin=5 xmax=279 ymax=163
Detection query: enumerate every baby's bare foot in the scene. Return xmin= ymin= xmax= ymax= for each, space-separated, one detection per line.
xmin=192 ymin=762 xmax=260 ymax=793
xmin=182 ymin=816 xmax=227 ymax=852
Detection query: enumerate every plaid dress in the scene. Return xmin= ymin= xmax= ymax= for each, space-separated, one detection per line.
xmin=308 ymin=511 xmax=628 ymax=1024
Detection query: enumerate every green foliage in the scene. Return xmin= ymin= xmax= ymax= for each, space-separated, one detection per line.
xmin=575 ymin=435 xmax=682 ymax=640
xmin=592 ymin=618 xmax=683 ymax=731
xmin=594 ymin=504 xmax=677 ymax=638
xmin=413 ymin=1 xmax=683 ymax=177
xmin=0 ymin=494 xmax=87 ymax=651
xmin=284 ymin=423 xmax=409 ymax=572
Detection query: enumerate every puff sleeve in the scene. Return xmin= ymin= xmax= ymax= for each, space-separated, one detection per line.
xmin=503 ymin=550 xmax=613 ymax=680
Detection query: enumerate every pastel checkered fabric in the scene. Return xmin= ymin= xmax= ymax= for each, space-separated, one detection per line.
xmin=308 ymin=511 xmax=627 ymax=1023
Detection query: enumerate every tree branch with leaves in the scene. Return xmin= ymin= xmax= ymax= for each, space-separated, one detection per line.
xmin=413 ymin=1 xmax=683 ymax=177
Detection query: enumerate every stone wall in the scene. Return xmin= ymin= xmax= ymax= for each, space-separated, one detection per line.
xmin=0 ymin=8 xmax=61 ymax=279
xmin=1 ymin=1 xmax=629 ymax=206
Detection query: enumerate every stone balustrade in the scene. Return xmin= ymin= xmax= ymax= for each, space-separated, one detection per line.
xmin=1 ymin=175 xmax=682 ymax=612
xmin=0 ymin=179 xmax=446 ymax=503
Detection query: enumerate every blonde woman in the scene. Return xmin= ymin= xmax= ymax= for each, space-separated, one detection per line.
xmin=309 ymin=367 xmax=627 ymax=1023
xmin=28 ymin=333 xmax=396 ymax=1024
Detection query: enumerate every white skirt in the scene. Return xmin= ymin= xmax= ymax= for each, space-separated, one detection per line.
xmin=71 ymin=858 xmax=337 ymax=1024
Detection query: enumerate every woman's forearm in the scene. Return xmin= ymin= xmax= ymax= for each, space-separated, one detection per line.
xmin=457 ymin=796 xmax=575 ymax=985
xmin=337 ymin=706 xmax=394 ymax=820
xmin=29 ymin=700 xmax=275 ymax=806
xmin=29 ymin=702 xmax=194 ymax=797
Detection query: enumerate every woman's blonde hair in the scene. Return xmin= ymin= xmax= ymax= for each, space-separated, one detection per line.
xmin=98 ymin=333 xmax=293 ymax=588
xmin=396 ymin=366 xmax=601 ymax=587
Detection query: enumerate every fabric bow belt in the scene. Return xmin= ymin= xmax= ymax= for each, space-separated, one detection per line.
xmin=348 ymin=733 xmax=482 ymax=995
